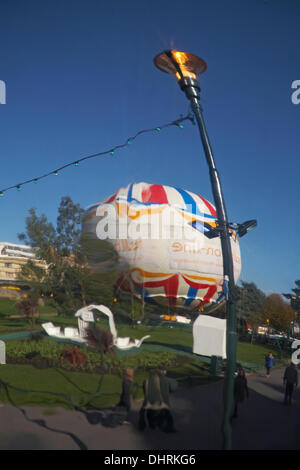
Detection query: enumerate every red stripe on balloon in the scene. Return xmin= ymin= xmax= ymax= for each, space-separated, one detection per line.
xmin=202 ymin=285 xmax=218 ymax=302
xmin=197 ymin=194 xmax=217 ymax=217
xmin=182 ymin=275 xmax=217 ymax=305
xmin=182 ymin=275 xmax=213 ymax=290
xmin=115 ymin=275 xmax=132 ymax=293
xmin=134 ymin=274 xmax=179 ymax=307
xmin=105 ymin=192 xmax=117 ymax=204
xmin=142 ymin=184 xmax=169 ymax=204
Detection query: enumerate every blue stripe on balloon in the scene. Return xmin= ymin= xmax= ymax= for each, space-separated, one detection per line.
xmin=175 ymin=187 xmax=204 ymax=217
xmin=127 ymin=183 xmax=134 ymax=202
xmin=133 ymin=284 xmax=144 ymax=296
xmin=179 ymin=208 xmax=216 ymax=220
xmin=184 ymin=286 xmax=198 ymax=307
xmin=116 ymin=185 xmax=215 ymax=221
xmin=118 ymin=197 xmax=162 ymax=206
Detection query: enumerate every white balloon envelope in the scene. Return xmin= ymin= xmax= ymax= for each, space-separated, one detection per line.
xmin=82 ymin=182 xmax=242 ymax=312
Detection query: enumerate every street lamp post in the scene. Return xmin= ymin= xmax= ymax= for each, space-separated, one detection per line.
xmin=154 ymin=50 xmax=237 ymax=449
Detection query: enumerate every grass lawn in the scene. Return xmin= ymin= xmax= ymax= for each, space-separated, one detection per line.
xmin=0 ymin=359 xmax=216 ymax=409
xmin=0 ymin=297 xmax=290 ymax=409
xmin=237 ymin=341 xmax=288 ymax=368
xmin=0 ymin=340 xmax=281 ymax=410
xmin=0 ymin=297 xmax=57 ymax=318
xmin=0 ymin=364 xmax=123 ymax=409
xmin=0 ymin=297 xmax=17 ymax=316
xmin=0 ymin=309 xmax=286 ymax=367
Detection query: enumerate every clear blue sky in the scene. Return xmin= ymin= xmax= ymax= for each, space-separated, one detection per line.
xmin=0 ymin=0 xmax=299 ymax=295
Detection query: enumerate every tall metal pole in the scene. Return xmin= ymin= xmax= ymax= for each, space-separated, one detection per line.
xmin=178 ymin=76 xmax=237 ymax=450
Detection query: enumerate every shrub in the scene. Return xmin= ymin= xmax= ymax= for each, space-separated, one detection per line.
xmin=60 ymin=346 xmax=86 ymax=366
xmin=84 ymin=326 xmax=114 ymax=355
xmin=29 ymin=332 xmax=44 ymax=342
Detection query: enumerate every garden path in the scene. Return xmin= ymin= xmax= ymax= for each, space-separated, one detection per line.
xmin=0 ymin=365 xmax=299 ymax=450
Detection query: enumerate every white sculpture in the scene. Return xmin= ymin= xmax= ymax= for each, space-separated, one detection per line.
xmin=42 ymin=304 xmax=150 ymax=351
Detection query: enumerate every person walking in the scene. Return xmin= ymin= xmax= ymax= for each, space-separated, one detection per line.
xmin=283 ymin=361 xmax=298 ymax=405
xmin=139 ymin=365 xmax=178 ymax=433
xmin=231 ymin=366 xmax=249 ymax=420
xmin=265 ymin=352 xmax=276 ymax=377
xmin=118 ymin=368 xmax=134 ymax=424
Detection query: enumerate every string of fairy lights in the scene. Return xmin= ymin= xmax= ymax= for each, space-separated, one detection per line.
xmin=0 ymin=113 xmax=195 ymax=197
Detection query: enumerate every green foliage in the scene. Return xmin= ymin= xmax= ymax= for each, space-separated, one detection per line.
xmin=18 ymin=207 xmax=57 ymax=256
xmin=131 ymin=298 xmax=143 ymax=322
xmin=56 ymin=196 xmax=84 ymax=255
xmin=283 ymin=280 xmax=300 ymax=319
xmin=81 ymin=234 xmax=120 ymax=272
xmin=235 ymin=281 xmax=266 ymax=330
xmin=262 ymin=293 xmax=295 ymax=332
xmin=16 ymin=299 xmax=38 ymax=327
xmin=17 ymin=196 xmax=119 ymax=316
xmin=5 ymin=336 xmax=189 ymax=376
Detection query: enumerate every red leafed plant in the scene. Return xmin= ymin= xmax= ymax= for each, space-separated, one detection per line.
xmin=60 ymin=346 xmax=85 ymax=366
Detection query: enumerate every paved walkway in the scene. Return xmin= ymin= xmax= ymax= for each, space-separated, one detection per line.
xmin=0 ymin=365 xmax=299 ymax=450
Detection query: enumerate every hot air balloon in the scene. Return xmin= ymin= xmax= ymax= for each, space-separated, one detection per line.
xmin=82 ymin=182 xmax=241 ymax=312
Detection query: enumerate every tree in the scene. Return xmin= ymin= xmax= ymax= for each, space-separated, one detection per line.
xmin=17 ymin=299 xmax=38 ymax=327
xmin=56 ymin=196 xmax=84 ymax=255
xmin=262 ymin=293 xmax=295 ymax=332
xmin=235 ymin=281 xmax=266 ymax=335
xmin=18 ymin=207 xmax=58 ymax=262
xmin=283 ymin=280 xmax=300 ymax=321
xmin=18 ymin=197 xmax=119 ymax=316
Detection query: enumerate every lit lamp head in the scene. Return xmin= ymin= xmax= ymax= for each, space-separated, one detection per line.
xmin=154 ymin=50 xmax=207 ymax=100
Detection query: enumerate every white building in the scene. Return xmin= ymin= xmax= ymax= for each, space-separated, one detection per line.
xmin=0 ymin=242 xmax=37 ymax=282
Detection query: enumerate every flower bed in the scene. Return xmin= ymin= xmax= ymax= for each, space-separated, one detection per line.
xmin=5 ymin=336 xmax=191 ymax=374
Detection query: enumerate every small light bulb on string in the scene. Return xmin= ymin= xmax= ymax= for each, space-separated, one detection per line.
xmin=0 ymin=191 xmax=3 ymax=197
xmin=17 ymin=185 xmax=21 ymax=192
xmin=34 ymin=179 xmax=38 ymax=184
xmin=54 ymin=170 xmax=59 ymax=176
xmin=74 ymin=161 xmax=79 ymax=167
xmin=174 ymin=121 xmax=184 ymax=129
xmin=156 ymin=127 xmax=161 ymax=131
xmin=110 ymin=151 xmax=114 ymax=156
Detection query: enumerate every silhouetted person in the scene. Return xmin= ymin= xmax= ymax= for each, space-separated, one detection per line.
xmin=231 ymin=367 xmax=249 ymax=419
xmin=139 ymin=366 xmax=177 ymax=432
xmin=283 ymin=361 xmax=298 ymax=405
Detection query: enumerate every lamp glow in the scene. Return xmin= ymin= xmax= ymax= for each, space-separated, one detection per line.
xmin=154 ymin=50 xmax=207 ymax=81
